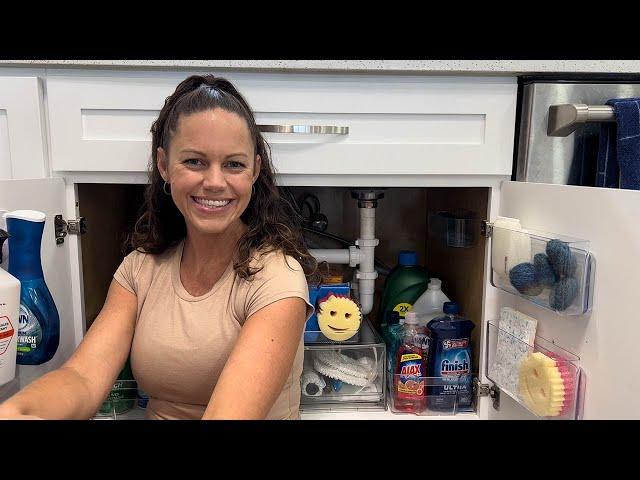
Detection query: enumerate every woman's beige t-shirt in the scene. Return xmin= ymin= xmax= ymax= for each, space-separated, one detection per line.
xmin=113 ymin=241 xmax=313 ymax=420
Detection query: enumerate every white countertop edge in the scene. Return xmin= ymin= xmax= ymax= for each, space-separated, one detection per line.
xmin=2 ymin=60 xmax=640 ymax=74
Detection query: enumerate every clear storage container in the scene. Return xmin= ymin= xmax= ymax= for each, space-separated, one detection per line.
xmin=92 ymin=379 xmax=146 ymax=420
xmin=387 ymin=373 xmax=471 ymax=416
xmin=487 ymin=222 xmax=595 ymax=315
xmin=486 ymin=320 xmax=584 ymax=419
xmin=301 ymin=317 xmax=386 ymax=411
xmin=428 ymin=210 xmax=478 ymax=248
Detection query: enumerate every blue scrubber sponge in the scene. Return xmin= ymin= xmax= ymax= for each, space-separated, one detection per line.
xmin=509 ymin=262 xmax=544 ymax=296
xmin=546 ymin=239 xmax=577 ymax=278
xmin=550 ymin=277 xmax=578 ymax=311
xmin=534 ymin=253 xmax=557 ymax=287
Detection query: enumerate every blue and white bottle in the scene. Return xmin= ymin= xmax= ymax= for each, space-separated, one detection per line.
xmin=5 ymin=210 xmax=60 ymax=365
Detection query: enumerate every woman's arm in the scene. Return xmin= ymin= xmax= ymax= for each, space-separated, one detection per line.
xmin=202 ymin=296 xmax=307 ymax=419
xmin=0 ymin=279 xmax=137 ymax=419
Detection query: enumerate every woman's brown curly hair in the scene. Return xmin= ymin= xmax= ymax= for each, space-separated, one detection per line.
xmin=128 ymin=74 xmax=317 ymax=280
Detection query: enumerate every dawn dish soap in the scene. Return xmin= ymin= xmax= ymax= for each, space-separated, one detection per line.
xmin=427 ymin=301 xmax=474 ymax=411
xmin=6 ymin=210 xmax=60 ymax=365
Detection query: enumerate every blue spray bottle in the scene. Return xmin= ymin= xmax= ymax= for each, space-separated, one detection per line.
xmin=5 ymin=210 xmax=60 ymax=365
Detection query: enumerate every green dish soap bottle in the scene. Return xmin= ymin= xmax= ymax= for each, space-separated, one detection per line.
xmin=378 ymin=250 xmax=429 ymax=324
xmin=96 ymin=359 xmax=137 ymax=417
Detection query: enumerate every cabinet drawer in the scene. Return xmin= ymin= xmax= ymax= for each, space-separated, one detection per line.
xmin=46 ymin=71 xmax=517 ymax=176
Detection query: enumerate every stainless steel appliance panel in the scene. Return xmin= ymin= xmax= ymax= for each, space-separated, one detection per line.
xmin=516 ymin=82 xmax=640 ymax=185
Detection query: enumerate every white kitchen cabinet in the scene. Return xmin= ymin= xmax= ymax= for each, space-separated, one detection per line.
xmin=0 ymin=68 xmax=633 ymax=420
xmin=0 ymin=174 xmax=635 ymax=420
xmin=482 ymin=182 xmax=640 ymax=420
xmin=0 ymin=178 xmax=78 ymax=401
xmin=0 ymin=77 xmax=48 ymax=179
xmin=45 ymin=70 xmax=516 ymax=180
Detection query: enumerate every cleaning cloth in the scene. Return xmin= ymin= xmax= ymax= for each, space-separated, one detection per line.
xmin=597 ymin=97 xmax=640 ymax=190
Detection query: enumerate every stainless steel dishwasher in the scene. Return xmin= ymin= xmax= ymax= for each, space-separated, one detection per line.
xmin=515 ymin=77 xmax=640 ymax=186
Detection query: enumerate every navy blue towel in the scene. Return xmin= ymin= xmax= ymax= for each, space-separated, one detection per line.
xmin=596 ymin=98 xmax=640 ymax=189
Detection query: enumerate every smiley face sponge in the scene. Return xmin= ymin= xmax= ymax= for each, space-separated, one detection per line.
xmin=518 ymin=351 xmax=575 ymax=417
xmin=317 ymin=294 xmax=362 ymax=341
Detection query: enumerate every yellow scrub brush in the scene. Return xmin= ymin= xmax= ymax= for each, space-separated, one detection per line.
xmin=518 ymin=351 xmax=575 ymax=417
xmin=317 ymin=294 xmax=362 ymax=341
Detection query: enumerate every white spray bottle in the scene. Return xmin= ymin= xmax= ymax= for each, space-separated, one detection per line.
xmin=0 ymin=210 xmax=21 ymax=386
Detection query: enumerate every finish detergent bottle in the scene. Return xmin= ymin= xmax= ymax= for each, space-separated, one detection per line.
xmin=5 ymin=210 xmax=60 ymax=365
xmin=427 ymin=301 xmax=474 ymax=411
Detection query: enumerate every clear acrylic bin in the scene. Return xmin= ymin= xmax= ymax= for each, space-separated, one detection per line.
xmin=486 ymin=320 xmax=584 ymax=419
xmin=301 ymin=317 xmax=386 ymax=411
xmin=386 ymin=373 xmax=473 ymax=416
xmin=303 ymin=325 xmax=364 ymax=345
xmin=92 ymin=380 xmax=147 ymax=420
xmin=488 ymin=222 xmax=595 ymax=315
xmin=428 ymin=210 xmax=478 ymax=248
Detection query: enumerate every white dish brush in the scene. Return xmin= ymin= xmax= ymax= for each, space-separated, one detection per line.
xmin=312 ymin=350 xmax=378 ymax=387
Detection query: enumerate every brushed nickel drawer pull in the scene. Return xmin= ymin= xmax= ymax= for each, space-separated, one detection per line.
xmin=258 ymin=124 xmax=349 ymax=135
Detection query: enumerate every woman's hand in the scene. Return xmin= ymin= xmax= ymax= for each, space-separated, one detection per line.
xmin=0 ymin=403 xmax=43 ymax=419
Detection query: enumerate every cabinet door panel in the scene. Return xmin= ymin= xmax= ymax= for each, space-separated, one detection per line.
xmin=484 ymin=181 xmax=640 ymax=419
xmin=0 ymin=77 xmax=47 ymax=179
xmin=0 ymin=178 xmax=76 ymax=400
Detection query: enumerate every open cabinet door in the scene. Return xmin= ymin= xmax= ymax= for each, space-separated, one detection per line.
xmin=484 ymin=180 xmax=640 ymax=420
xmin=0 ymin=178 xmax=77 ymax=401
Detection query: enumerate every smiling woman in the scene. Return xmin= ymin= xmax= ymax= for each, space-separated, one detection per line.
xmin=0 ymin=75 xmax=318 ymax=420
xmin=156 ymin=110 xmax=257 ymax=241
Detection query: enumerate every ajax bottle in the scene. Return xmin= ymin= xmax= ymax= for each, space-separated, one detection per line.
xmin=6 ymin=210 xmax=60 ymax=365
xmin=393 ymin=311 xmax=430 ymax=413
xmin=378 ymin=250 xmax=429 ymax=322
xmin=411 ymin=277 xmax=451 ymax=322
xmin=0 ymin=230 xmax=21 ymax=386
xmin=427 ymin=301 xmax=474 ymax=411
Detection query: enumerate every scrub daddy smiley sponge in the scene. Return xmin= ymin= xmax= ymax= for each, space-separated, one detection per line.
xmin=317 ymin=294 xmax=362 ymax=341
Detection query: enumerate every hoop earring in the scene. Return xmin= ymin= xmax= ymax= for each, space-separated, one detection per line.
xmin=163 ymin=181 xmax=171 ymax=195
xmin=252 ymin=184 xmax=256 ymax=196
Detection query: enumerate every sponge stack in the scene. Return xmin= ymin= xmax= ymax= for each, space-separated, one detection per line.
xmin=518 ymin=351 xmax=575 ymax=417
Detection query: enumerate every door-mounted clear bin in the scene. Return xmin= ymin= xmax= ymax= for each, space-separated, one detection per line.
xmin=486 ymin=220 xmax=595 ymax=315
xmin=486 ymin=320 xmax=584 ymax=420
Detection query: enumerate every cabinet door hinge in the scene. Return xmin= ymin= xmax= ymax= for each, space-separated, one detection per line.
xmin=481 ymin=220 xmax=493 ymax=238
xmin=474 ymin=378 xmax=500 ymax=410
xmin=55 ymin=215 xmax=87 ymax=245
